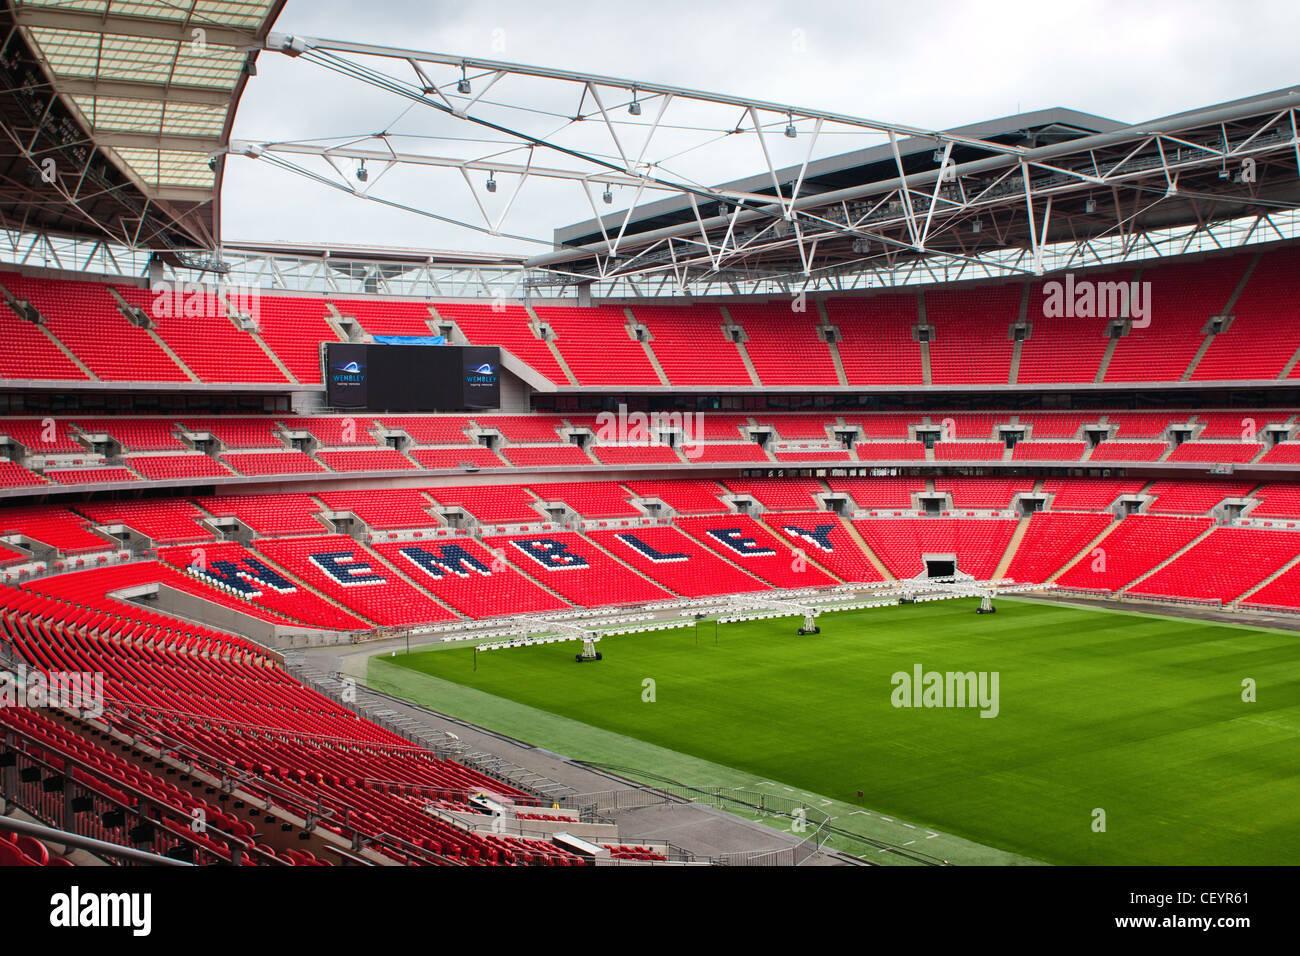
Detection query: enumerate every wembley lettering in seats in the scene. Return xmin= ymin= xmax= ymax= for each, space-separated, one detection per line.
xmin=615 ymin=533 xmax=688 ymax=563
xmin=706 ymin=527 xmax=777 ymax=557
xmin=399 ymin=543 xmax=491 ymax=579
xmin=781 ymin=524 xmax=836 ymax=553
xmin=193 ymin=557 xmax=298 ymax=596
xmin=309 ymin=551 xmax=386 ymax=586
xmin=509 ymin=538 xmax=590 ymax=570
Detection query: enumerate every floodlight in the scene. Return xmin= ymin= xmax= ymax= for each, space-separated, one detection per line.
xmin=784 ymin=116 xmax=797 ymax=138
xmin=486 ymin=172 xmax=497 ymax=193
xmin=602 ymin=187 xmax=613 ymax=204
xmin=1084 ymin=198 xmax=1097 ymax=213
xmin=356 ymin=161 xmax=367 ymax=183
xmin=457 ymin=65 xmax=471 ymax=95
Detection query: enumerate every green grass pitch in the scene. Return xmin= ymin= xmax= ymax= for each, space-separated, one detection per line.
xmin=384 ymin=597 xmax=1300 ymax=865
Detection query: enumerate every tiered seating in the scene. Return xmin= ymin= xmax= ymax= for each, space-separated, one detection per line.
xmin=720 ymin=477 xmax=825 ymax=511
xmin=500 ymin=445 xmax=592 ymax=468
xmin=480 ymin=416 xmax=566 ymax=443
xmin=1105 ymin=412 xmax=1186 ymax=438
xmin=198 ymin=494 xmax=326 ymax=535
xmin=1088 ymin=441 xmax=1168 ymax=462
xmin=827 ymin=294 xmax=923 ymax=385
xmin=1105 ymin=257 xmax=1244 ymax=382
xmin=1165 ymin=441 xmax=1263 ymax=464
xmin=73 ymin=417 xmax=186 ymax=451
xmin=0 ymin=460 xmax=46 ymax=487
xmin=587 ymin=526 xmax=768 ymax=596
xmin=126 ymin=454 xmax=233 ymax=481
xmin=220 ymin=450 xmax=327 ymax=476
xmin=933 ymin=441 xmax=1004 ymax=461
xmin=1128 ymin=528 xmax=1300 ymax=603
xmin=435 ymin=302 xmax=568 ymax=385
xmin=252 ymin=295 xmax=339 ymax=384
xmin=482 ymin=531 xmax=672 ymax=606
xmin=1144 ymin=480 xmax=1256 ymax=515
xmin=624 ymin=479 xmax=725 ymax=514
xmin=825 ymin=476 xmax=926 ymax=510
xmin=1193 ymin=411 xmax=1280 ymax=439
xmin=689 ymin=443 xmax=768 ymax=463
xmin=44 ymin=466 xmax=140 ymax=485
xmin=371 ymin=537 xmax=570 ymax=618
xmin=854 ymin=441 xmax=927 ymax=461
xmin=528 ymin=481 xmax=639 ymax=518
xmin=535 ymin=306 xmax=659 ymax=385
xmin=1 ymin=273 xmax=188 ymax=381
xmin=726 ymin=302 xmax=839 ymax=386
xmin=379 ymin=416 xmax=475 ymax=445
xmin=253 ymin=535 xmax=456 ymax=626
xmin=0 ymin=507 xmax=111 ymax=554
xmin=845 ymin=413 xmax=916 ymax=439
xmin=75 ymin=501 xmax=215 ymax=544
xmin=0 ymin=284 xmax=89 ymax=381
xmin=926 ymin=284 xmax=1019 ymax=384
xmin=1193 ymin=247 xmax=1300 ymax=381
xmin=1004 ymin=512 xmax=1114 ymax=583
xmin=292 ymin=416 xmax=382 ymax=446
xmin=332 ymin=298 xmax=434 ymax=336
xmin=1040 ymin=477 xmax=1147 ymax=510
xmin=1240 ymin=562 xmax=1300 ymax=609
xmin=1245 ymin=484 xmax=1300 ymax=519
xmin=851 ymin=518 xmax=1017 ymax=579
xmin=1054 ymin=514 xmax=1213 ymax=591
xmin=317 ymin=448 xmax=416 ymax=472
xmin=590 ymin=444 xmax=680 ymax=465
xmin=771 ymin=447 xmax=851 ymax=463
xmin=2 ymin=579 xmax=567 ymax=865
xmin=316 ymin=489 xmax=435 ymax=528
xmin=628 ymin=304 xmax=751 ymax=385
xmin=409 ymin=447 xmax=505 ymax=469
xmin=1011 ymin=441 xmax=1087 ymax=461
xmin=765 ymin=514 xmax=883 ymax=582
xmin=1016 ymin=413 xmax=1093 ymax=439
xmin=0 ymin=418 xmax=84 ymax=453
xmin=115 ymin=285 xmax=287 ymax=384
xmin=182 ymin=417 xmax=285 ymax=449
xmin=1019 ymin=274 xmax=1127 ymax=383
xmin=933 ymin=477 xmax=1035 ymax=509
xmin=425 ymin=485 xmax=544 ymax=525
xmin=674 ymin=515 xmax=836 ymax=588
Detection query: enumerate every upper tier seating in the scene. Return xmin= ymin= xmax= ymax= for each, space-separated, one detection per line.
xmin=434 ymin=302 xmax=568 ymax=385
xmin=826 ymin=293 xmax=923 ymax=386
xmin=627 ymin=304 xmax=752 ymax=386
xmin=726 ymin=302 xmax=839 ymax=386
xmin=534 ymin=306 xmax=660 ymax=385
xmin=926 ymin=284 xmax=1020 ymax=384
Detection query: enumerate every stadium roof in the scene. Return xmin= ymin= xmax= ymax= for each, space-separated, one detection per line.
xmin=0 ymin=0 xmax=284 ymax=254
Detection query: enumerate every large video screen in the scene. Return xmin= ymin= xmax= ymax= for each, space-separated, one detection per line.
xmin=325 ymin=343 xmax=500 ymax=411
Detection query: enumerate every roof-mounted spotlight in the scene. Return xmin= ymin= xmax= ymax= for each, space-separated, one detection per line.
xmin=851 ymin=238 xmax=869 ymax=254
xmin=486 ymin=171 xmax=497 ymax=192
xmin=457 ymin=65 xmax=471 ymax=95
xmin=356 ymin=160 xmax=367 ymax=183
xmin=932 ymin=149 xmax=944 ymax=163
xmin=784 ymin=115 xmax=797 ymax=138
xmin=628 ymin=88 xmax=642 ymax=116
xmin=971 ymin=219 xmax=982 ymax=234
xmin=602 ymin=186 xmax=613 ymax=204
xmin=1084 ymin=197 xmax=1097 ymax=214
xmin=1218 ymin=167 xmax=1229 ymax=179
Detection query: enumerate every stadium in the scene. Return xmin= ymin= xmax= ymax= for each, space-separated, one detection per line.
xmin=0 ymin=0 xmax=1296 ymax=898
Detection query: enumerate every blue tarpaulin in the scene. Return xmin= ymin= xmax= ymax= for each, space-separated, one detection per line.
xmin=372 ymin=335 xmax=446 ymax=346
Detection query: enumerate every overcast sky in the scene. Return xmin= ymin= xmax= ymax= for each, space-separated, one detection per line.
xmin=221 ymin=0 xmax=1300 ymax=255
